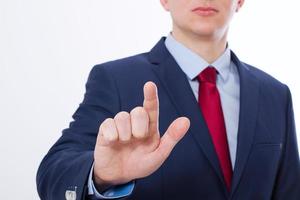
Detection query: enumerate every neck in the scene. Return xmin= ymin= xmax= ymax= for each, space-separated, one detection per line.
xmin=171 ymin=28 xmax=228 ymax=64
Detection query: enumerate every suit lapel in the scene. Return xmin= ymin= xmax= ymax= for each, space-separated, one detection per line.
xmin=229 ymin=51 xmax=261 ymax=197
xmin=149 ymin=38 xmax=228 ymax=194
xmin=148 ymin=38 xmax=261 ymax=197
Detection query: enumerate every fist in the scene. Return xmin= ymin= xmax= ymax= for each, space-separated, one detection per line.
xmin=93 ymin=81 xmax=190 ymax=187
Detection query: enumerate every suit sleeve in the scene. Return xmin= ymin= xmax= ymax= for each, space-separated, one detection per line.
xmin=272 ymin=86 xmax=300 ymax=199
xmin=36 ymin=64 xmax=121 ymax=200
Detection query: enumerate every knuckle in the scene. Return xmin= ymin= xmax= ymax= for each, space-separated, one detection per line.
xmin=99 ymin=119 xmax=109 ymax=133
xmin=119 ymin=135 xmax=131 ymax=142
xmin=132 ymin=127 xmax=149 ymax=139
xmin=130 ymin=107 xmax=150 ymax=139
xmin=132 ymin=133 xmax=143 ymax=139
xmin=114 ymin=112 xmax=132 ymax=142
xmin=118 ymin=131 xmax=132 ymax=143
xmin=130 ymin=106 xmax=147 ymax=117
xmin=100 ymin=118 xmax=118 ymax=142
xmin=100 ymin=119 xmax=112 ymax=133
xmin=101 ymin=118 xmax=114 ymax=128
xmin=104 ymin=131 xmax=117 ymax=142
xmin=114 ymin=111 xmax=130 ymax=121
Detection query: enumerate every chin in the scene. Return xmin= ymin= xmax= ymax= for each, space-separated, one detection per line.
xmin=175 ymin=20 xmax=223 ymax=39
xmin=191 ymin=25 xmax=220 ymax=38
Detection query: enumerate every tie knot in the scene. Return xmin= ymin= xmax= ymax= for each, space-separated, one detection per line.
xmin=197 ymin=66 xmax=217 ymax=84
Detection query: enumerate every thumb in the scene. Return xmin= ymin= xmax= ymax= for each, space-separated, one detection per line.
xmin=149 ymin=117 xmax=190 ymax=166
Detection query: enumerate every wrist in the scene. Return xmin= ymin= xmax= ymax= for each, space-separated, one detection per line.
xmin=93 ymin=172 xmax=116 ymax=193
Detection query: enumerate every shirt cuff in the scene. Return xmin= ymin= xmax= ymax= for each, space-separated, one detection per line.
xmin=87 ymin=163 xmax=135 ymax=199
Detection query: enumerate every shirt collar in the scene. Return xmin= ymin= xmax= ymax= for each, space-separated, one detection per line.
xmin=164 ymin=33 xmax=231 ymax=82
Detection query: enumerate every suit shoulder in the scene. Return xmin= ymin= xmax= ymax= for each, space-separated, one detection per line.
xmin=243 ymin=62 xmax=288 ymax=90
xmin=242 ymin=62 xmax=290 ymax=106
xmin=92 ymin=52 xmax=151 ymax=73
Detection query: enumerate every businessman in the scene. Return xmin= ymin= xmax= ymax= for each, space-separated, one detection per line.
xmin=37 ymin=0 xmax=300 ymax=199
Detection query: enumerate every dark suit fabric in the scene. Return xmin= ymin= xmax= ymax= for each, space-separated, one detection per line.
xmin=36 ymin=37 xmax=300 ymax=200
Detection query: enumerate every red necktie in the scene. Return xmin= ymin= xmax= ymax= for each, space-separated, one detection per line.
xmin=197 ymin=66 xmax=233 ymax=190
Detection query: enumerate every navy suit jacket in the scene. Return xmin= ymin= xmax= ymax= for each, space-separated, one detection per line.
xmin=37 ymin=37 xmax=300 ymax=200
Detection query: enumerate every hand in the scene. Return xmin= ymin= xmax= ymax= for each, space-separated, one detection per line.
xmin=93 ymin=81 xmax=190 ymax=187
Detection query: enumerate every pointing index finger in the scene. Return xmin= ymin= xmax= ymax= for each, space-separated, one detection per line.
xmin=143 ymin=81 xmax=159 ymax=135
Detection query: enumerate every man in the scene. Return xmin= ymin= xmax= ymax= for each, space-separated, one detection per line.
xmin=37 ymin=0 xmax=300 ymax=199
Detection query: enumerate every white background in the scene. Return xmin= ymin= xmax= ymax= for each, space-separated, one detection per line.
xmin=0 ymin=0 xmax=299 ymax=199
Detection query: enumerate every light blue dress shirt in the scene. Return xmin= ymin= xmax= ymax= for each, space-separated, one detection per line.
xmin=87 ymin=164 xmax=134 ymax=199
xmin=87 ymin=33 xmax=240 ymax=199
xmin=165 ymin=34 xmax=240 ymax=167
